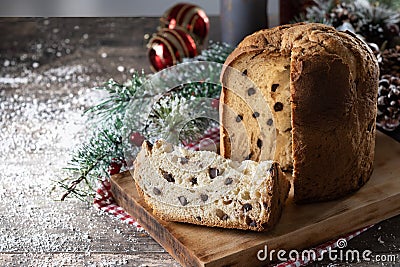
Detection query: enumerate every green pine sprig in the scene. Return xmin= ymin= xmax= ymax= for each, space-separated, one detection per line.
xmin=294 ymin=0 xmax=400 ymax=49
xmin=85 ymin=70 xmax=147 ymax=121
xmin=60 ymin=126 xmax=124 ymax=201
xmin=60 ymin=42 xmax=233 ymax=201
xmin=189 ymin=41 xmax=234 ymax=63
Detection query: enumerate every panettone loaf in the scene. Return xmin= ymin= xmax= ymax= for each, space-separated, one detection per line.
xmin=133 ymin=140 xmax=290 ymax=231
xmin=220 ymin=23 xmax=379 ymax=203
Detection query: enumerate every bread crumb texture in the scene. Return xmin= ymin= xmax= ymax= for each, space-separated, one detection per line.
xmin=134 ymin=140 xmax=290 ymax=231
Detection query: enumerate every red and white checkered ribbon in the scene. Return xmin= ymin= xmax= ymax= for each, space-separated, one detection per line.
xmin=94 ymin=179 xmax=143 ymax=230
xmin=93 ymin=126 xmax=373 ymax=266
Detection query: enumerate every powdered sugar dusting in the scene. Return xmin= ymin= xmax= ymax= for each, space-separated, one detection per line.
xmin=0 ymin=17 xmax=177 ymax=266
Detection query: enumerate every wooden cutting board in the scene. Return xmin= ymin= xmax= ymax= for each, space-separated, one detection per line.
xmin=111 ymin=131 xmax=400 ymax=267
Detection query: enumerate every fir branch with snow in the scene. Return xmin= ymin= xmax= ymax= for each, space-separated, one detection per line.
xmin=60 ymin=42 xmax=233 ymax=201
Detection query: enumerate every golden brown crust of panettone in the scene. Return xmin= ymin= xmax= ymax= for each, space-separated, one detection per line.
xmin=220 ymin=23 xmax=379 ymax=203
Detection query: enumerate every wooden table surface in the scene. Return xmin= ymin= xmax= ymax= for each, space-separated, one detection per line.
xmin=0 ymin=17 xmax=399 ymax=267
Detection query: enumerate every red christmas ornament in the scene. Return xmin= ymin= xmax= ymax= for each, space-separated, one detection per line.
xmin=109 ymin=158 xmax=122 ymax=175
xmin=161 ymin=3 xmax=209 ymax=46
xmin=148 ymin=28 xmax=198 ymax=72
xmin=130 ymin=131 xmax=145 ymax=147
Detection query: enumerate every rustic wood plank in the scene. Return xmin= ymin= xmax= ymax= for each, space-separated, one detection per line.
xmin=111 ymin=172 xmax=202 ymax=267
xmin=111 ymin=131 xmax=400 ymax=267
xmin=0 ymin=252 xmax=181 ymax=266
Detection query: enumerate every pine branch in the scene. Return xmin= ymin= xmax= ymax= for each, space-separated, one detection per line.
xmin=61 ymin=127 xmax=123 ymax=201
xmin=145 ymin=93 xmax=217 ymax=144
xmin=85 ymin=70 xmax=147 ymax=121
xmin=61 ymin=42 xmax=232 ymax=201
xmin=191 ymin=41 xmax=234 ymax=63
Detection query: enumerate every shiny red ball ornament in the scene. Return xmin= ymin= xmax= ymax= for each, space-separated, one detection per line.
xmin=161 ymin=3 xmax=209 ymax=46
xmin=130 ymin=131 xmax=145 ymax=147
xmin=148 ymin=28 xmax=198 ymax=72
